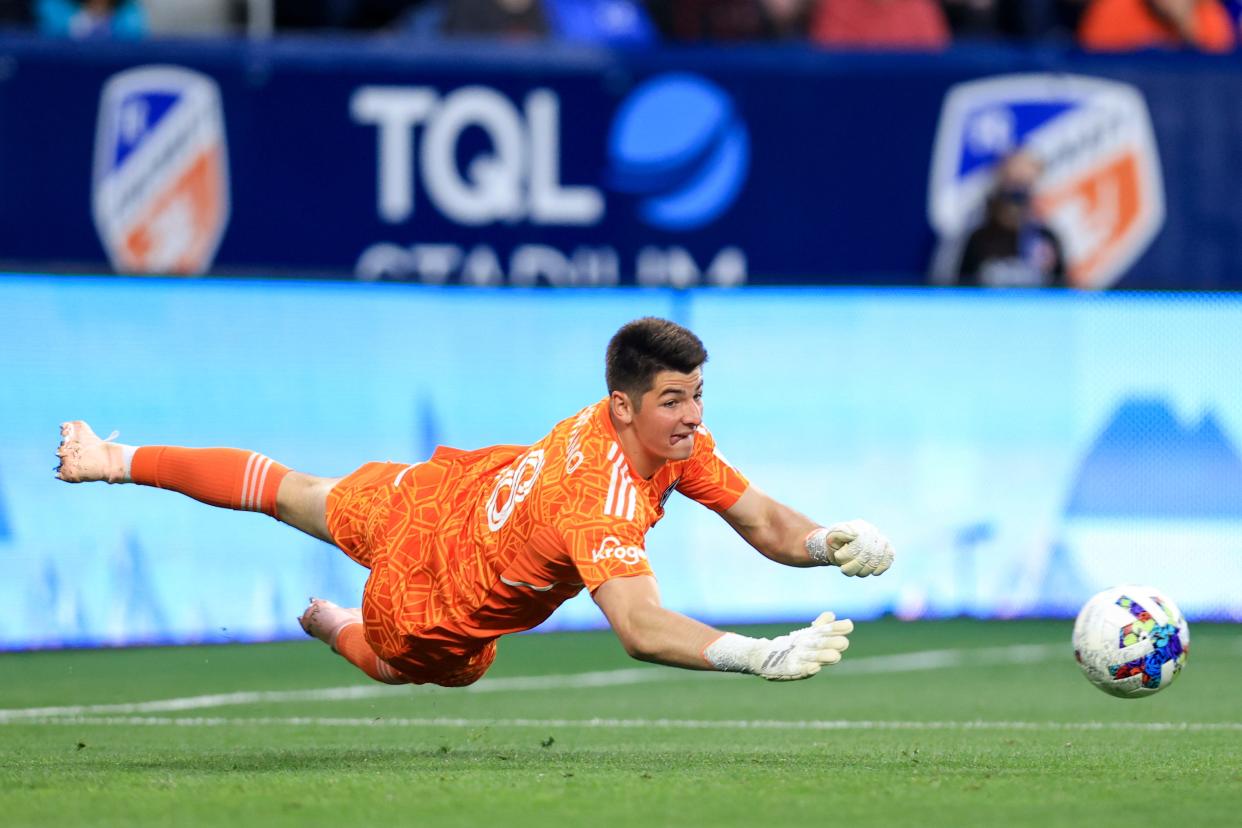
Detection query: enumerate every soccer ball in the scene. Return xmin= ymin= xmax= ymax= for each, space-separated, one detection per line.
xmin=1072 ymin=585 xmax=1190 ymax=698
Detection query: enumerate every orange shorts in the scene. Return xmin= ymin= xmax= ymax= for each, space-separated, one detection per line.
xmin=325 ymin=460 xmax=499 ymax=687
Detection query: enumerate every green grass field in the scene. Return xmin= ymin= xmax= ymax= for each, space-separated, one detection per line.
xmin=2 ymin=619 xmax=1240 ymax=827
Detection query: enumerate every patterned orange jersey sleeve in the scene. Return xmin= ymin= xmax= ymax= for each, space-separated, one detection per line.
xmin=675 ymin=425 xmax=750 ymax=512
xmin=553 ymin=429 xmax=656 ymax=592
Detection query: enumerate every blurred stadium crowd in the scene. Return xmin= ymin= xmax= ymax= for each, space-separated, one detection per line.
xmin=1 ymin=0 xmax=1241 ymax=51
xmin=0 ymin=0 xmax=1238 ymax=289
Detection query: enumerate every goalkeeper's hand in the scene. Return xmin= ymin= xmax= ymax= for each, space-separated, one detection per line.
xmin=704 ymin=612 xmax=854 ymax=681
xmin=808 ymin=519 xmax=894 ymax=577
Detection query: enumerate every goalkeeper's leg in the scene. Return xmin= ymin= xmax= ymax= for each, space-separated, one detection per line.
xmin=299 ymin=598 xmax=408 ymax=685
xmin=56 ymin=420 xmax=338 ymax=543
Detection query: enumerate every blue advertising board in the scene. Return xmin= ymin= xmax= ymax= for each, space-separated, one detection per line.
xmin=2 ymin=276 xmax=1241 ymax=650
xmin=1 ymin=36 xmax=1242 ymax=288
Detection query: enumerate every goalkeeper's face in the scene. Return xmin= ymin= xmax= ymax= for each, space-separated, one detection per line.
xmin=633 ymin=368 xmax=704 ymax=464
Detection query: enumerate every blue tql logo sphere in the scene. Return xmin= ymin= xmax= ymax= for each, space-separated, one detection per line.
xmin=607 ymin=73 xmax=750 ymax=231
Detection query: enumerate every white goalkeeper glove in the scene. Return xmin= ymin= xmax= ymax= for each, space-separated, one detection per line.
xmin=703 ymin=612 xmax=854 ymax=681
xmin=805 ymin=519 xmax=894 ymax=577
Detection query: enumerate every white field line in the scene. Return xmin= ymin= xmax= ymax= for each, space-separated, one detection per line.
xmin=12 ymin=716 xmax=1242 ymax=733
xmin=0 ymin=668 xmax=666 ymax=722
xmin=0 ymin=642 xmax=1064 ymax=723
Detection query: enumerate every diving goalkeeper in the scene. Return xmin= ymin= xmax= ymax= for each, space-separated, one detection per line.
xmin=56 ymin=317 xmax=894 ymax=687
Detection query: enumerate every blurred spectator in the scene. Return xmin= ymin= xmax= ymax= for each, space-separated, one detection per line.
xmin=399 ymin=0 xmax=655 ymax=42
xmin=809 ymin=0 xmax=950 ymax=50
xmin=940 ymin=0 xmax=1089 ymax=41
xmin=544 ymin=0 xmax=655 ymax=44
xmin=36 ymin=0 xmax=146 ymax=38
xmin=954 ymin=150 xmax=1067 ymax=288
xmin=1226 ymin=0 xmax=1242 ymax=27
xmin=645 ymin=0 xmax=809 ymax=42
xmin=1078 ymin=0 xmax=1236 ymax=52
xmin=275 ymin=0 xmax=418 ymax=31
xmin=0 ymin=1 xmax=32 ymax=27
xmin=941 ymin=0 xmax=1002 ymax=38
xmin=440 ymin=0 xmax=548 ymax=38
xmin=145 ymin=0 xmax=241 ymax=36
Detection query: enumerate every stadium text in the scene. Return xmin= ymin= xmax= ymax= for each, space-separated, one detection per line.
xmin=352 ymin=86 xmax=603 ymax=226
xmin=355 ymin=242 xmax=748 ymax=287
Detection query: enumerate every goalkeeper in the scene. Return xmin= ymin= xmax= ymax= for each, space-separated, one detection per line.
xmin=56 ymin=318 xmax=894 ymax=686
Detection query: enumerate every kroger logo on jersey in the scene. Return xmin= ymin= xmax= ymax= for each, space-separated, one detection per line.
xmin=92 ymin=66 xmax=231 ymax=275
xmin=928 ymin=74 xmax=1165 ymax=289
xmin=591 ymin=535 xmax=648 ymax=567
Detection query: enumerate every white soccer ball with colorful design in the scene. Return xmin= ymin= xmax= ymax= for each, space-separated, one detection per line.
xmin=1072 ymin=585 xmax=1189 ymax=698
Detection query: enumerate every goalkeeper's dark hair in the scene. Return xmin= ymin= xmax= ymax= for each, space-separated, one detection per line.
xmin=605 ymin=318 xmax=707 ymax=408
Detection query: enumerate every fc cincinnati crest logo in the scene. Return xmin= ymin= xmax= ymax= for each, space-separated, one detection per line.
xmin=92 ymin=66 xmax=231 ymax=275
xmin=928 ymin=74 xmax=1165 ymax=289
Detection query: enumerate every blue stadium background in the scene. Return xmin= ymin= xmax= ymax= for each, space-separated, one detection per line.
xmin=2 ymin=15 xmax=1241 ymax=649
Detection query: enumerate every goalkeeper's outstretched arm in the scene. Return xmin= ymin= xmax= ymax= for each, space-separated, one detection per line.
xmin=593 ymin=575 xmax=853 ymax=681
xmin=722 ymin=485 xmax=895 ymax=577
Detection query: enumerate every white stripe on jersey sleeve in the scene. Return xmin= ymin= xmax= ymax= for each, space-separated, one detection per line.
xmin=604 ymin=458 xmax=620 ymax=516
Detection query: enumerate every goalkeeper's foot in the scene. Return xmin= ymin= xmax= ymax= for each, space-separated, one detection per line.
xmin=298 ymin=598 xmax=363 ymax=652
xmin=55 ymin=421 xmax=128 ymax=483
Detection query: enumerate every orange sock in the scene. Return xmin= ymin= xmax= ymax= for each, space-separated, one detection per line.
xmin=130 ymin=446 xmax=290 ymax=519
xmin=334 ymin=624 xmax=408 ymax=685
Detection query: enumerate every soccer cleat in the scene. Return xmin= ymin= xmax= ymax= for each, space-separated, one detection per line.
xmin=298 ymin=597 xmax=363 ymax=653
xmin=55 ymin=421 xmax=127 ymax=483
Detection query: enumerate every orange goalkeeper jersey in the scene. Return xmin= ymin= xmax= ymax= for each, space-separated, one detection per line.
xmin=326 ymin=398 xmax=749 ymax=668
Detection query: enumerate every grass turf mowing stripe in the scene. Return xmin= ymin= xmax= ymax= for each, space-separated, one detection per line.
xmin=0 ymin=642 xmax=1065 ymax=722
xmin=13 ymin=715 xmax=1242 ymax=732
